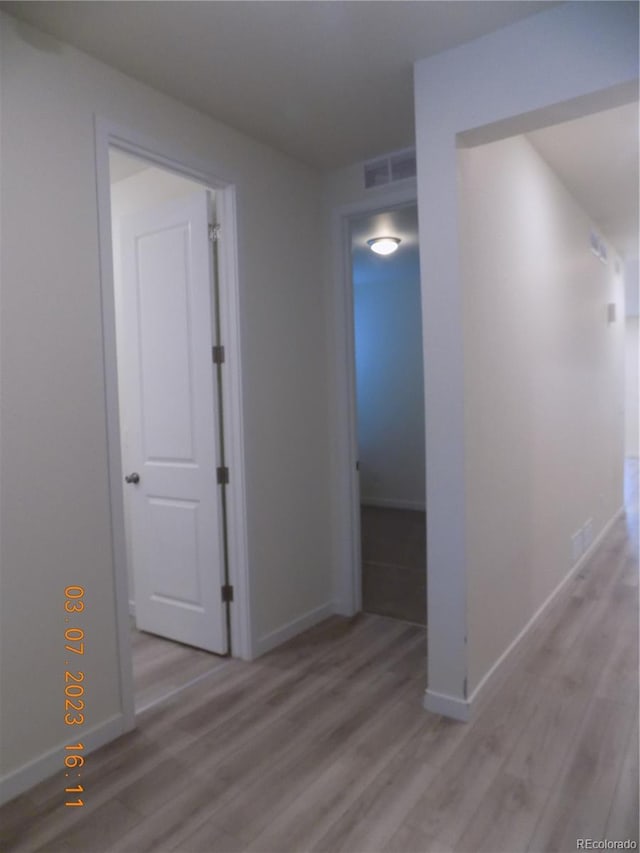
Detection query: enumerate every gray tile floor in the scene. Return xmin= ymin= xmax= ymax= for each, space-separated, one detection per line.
xmin=360 ymin=506 xmax=427 ymax=625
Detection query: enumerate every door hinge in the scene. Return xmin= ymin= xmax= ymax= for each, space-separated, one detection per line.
xmin=221 ymin=584 xmax=234 ymax=603
xmin=208 ymin=223 xmax=221 ymax=243
xmin=216 ymin=466 xmax=229 ymax=485
xmin=212 ymin=344 xmax=225 ymax=365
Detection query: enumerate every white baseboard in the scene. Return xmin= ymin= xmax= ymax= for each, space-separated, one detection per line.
xmin=465 ymin=504 xmax=625 ymax=719
xmin=361 ymin=497 xmax=426 ymax=512
xmin=0 ymin=713 xmax=126 ymax=807
xmin=423 ymin=688 xmax=471 ymax=722
xmin=254 ymin=602 xmax=334 ymax=657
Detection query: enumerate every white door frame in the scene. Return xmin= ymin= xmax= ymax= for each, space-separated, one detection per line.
xmin=329 ymin=180 xmax=419 ymax=617
xmin=94 ymin=116 xmax=252 ymax=730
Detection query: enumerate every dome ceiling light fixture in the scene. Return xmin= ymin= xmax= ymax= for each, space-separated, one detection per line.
xmin=367 ymin=236 xmax=401 ymax=256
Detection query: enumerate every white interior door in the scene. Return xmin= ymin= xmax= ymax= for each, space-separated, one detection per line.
xmin=119 ymin=189 xmax=227 ymax=654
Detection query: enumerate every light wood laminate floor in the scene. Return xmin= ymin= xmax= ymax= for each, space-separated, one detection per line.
xmin=2 ymin=463 xmax=637 ymax=852
xmin=131 ymin=622 xmax=228 ymax=711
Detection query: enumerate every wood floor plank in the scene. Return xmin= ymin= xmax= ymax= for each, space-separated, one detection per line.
xmin=172 ymin=820 xmax=245 ymax=853
xmin=572 ymin=526 xmax=629 ymax=602
xmin=521 ymin=592 xmax=598 ymax=680
xmin=33 ymin=798 xmax=141 ymax=853
xmin=136 ymin=615 xmax=380 ymax=741
xmin=400 ymin=676 xmax=542 ymax=847
xmin=246 ymin=691 xmax=426 ymax=853
xmin=527 ymin=696 xmax=637 ymax=852
xmin=604 ymin=709 xmax=639 ymax=845
xmin=2 ymin=726 xmax=203 ymax=853
xmin=384 ymin=823 xmax=452 ymax=852
xmin=504 ymin=677 xmax=591 ymax=790
xmin=108 ymin=774 xmax=230 ymax=853
xmin=148 ymin=616 xmax=411 ymax=752
xmin=310 ymin=751 xmax=436 ymax=853
xmin=524 ymin=537 xmax=629 ymax=688
xmin=214 ymin=663 xmax=424 ymax=843
xmin=256 ymin=613 xmax=375 ymax=672
xmin=21 ymin=728 xmax=156 ymax=809
xmin=174 ymin=629 xmax=425 ymax=788
xmin=594 ymin=620 xmax=638 ymax=707
xmin=134 ymin=658 xmax=262 ymax=740
xmin=309 ymin=711 xmax=468 ymax=853
xmin=526 ymin=565 xmax=635 ymax=707
xmin=0 ymin=795 xmax=38 ymax=849
xmin=114 ymin=755 xmax=190 ymax=818
xmin=453 ymin=771 xmax=550 ymax=853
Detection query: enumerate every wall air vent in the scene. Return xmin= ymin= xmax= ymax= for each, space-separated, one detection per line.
xmin=364 ymin=148 xmax=416 ymax=189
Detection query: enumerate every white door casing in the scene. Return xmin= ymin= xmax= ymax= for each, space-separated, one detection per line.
xmin=119 ymin=189 xmax=228 ymax=654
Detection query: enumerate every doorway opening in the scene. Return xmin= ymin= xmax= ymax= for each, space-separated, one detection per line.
xmin=108 ymin=148 xmax=230 ymax=711
xmin=349 ymin=203 xmax=427 ymax=626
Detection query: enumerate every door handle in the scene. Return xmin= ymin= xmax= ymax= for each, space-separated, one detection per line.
xmin=125 ymin=472 xmax=140 ymax=484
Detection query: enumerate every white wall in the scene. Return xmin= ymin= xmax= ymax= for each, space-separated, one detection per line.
xmin=0 ymin=13 xmax=332 ymax=793
xmin=626 ymin=318 xmax=639 ymax=458
xmin=624 ymin=254 xmax=639 ymax=317
xmin=414 ymin=0 xmax=638 ymax=714
xmin=111 ymin=164 xmax=205 ymax=216
xmin=110 ymin=164 xmax=210 ymax=606
xmin=352 ymin=209 xmax=425 ymax=509
xmin=623 ymin=254 xmax=638 ymax=457
xmin=459 ymin=134 xmax=625 ymax=692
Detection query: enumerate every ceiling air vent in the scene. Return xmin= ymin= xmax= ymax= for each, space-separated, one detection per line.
xmin=364 ymin=148 xmax=416 ymax=189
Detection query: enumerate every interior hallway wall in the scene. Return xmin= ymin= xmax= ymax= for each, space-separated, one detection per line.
xmin=414 ymin=0 xmax=638 ymax=712
xmin=626 ymin=317 xmax=639 ymax=458
xmin=624 ymin=254 xmax=639 ymax=316
xmin=459 ymin=133 xmax=625 ymax=692
xmin=0 ymin=12 xmax=332 ymax=794
xmin=624 ymin=254 xmax=639 ymax=459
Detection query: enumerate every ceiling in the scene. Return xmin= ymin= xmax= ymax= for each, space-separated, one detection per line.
xmin=109 ymin=150 xmax=150 ymax=184
xmin=351 ymin=204 xmax=419 ymax=288
xmin=528 ymin=102 xmax=639 ymax=259
xmin=5 ymin=2 xmax=636 ymax=260
xmin=3 ymin=0 xmax=553 ymax=169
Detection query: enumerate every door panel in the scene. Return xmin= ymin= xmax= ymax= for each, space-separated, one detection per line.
xmin=145 ymin=498 xmax=201 ymax=605
xmin=119 ymin=189 xmax=227 ymax=654
xmin=137 ymin=226 xmax=195 ymax=462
